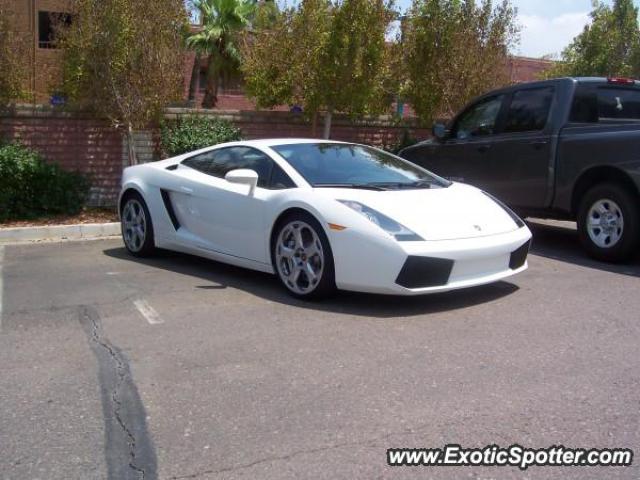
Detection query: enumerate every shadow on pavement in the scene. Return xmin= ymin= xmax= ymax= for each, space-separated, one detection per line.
xmin=103 ymin=247 xmax=519 ymax=319
xmin=527 ymin=219 xmax=640 ymax=278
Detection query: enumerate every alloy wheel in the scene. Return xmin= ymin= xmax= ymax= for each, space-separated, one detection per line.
xmin=275 ymin=221 xmax=325 ymax=295
xmin=122 ymin=198 xmax=147 ymax=253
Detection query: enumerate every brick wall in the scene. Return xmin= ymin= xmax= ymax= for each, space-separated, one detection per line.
xmin=0 ymin=108 xmax=125 ymax=206
xmin=1 ymin=107 xmax=431 ymax=207
xmin=166 ymin=109 xmax=431 ymax=148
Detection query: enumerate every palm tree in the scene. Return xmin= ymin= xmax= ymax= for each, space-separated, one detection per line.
xmin=187 ymin=0 xmax=257 ymax=109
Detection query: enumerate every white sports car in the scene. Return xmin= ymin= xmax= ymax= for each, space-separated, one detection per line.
xmin=119 ymin=139 xmax=532 ymax=299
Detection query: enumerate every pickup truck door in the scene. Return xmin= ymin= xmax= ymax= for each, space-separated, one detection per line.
xmin=483 ymin=86 xmax=555 ymax=208
xmin=404 ymin=94 xmax=507 ymax=185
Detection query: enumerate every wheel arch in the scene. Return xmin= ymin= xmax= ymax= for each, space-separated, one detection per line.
xmin=118 ymin=185 xmax=146 ymax=216
xmin=571 ymin=166 xmax=639 ymax=215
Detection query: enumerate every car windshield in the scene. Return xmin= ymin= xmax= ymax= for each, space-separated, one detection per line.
xmin=271 ymin=143 xmax=450 ymax=190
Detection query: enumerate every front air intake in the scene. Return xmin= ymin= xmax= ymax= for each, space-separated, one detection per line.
xmin=509 ymin=240 xmax=531 ymax=270
xmin=395 ymin=256 xmax=454 ymax=289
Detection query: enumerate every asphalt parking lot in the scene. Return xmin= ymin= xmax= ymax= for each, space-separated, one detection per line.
xmin=1 ymin=220 xmax=639 ymax=480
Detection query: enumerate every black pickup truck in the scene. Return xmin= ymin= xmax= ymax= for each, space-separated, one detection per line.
xmin=400 ymin=77 xmax=640 ymax=262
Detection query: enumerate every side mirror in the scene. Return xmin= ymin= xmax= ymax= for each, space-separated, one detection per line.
xmin=225 ymin=169 xmax=259 ymax=196
xmin=432 ymin=122 xmax=448 ymax=141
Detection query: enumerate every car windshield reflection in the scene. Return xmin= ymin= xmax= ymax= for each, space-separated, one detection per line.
xmin=272 ymin=143 xmax=450 ymax=190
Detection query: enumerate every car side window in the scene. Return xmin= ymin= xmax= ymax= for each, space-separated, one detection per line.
xmin=453 ymin=95 xmax=505 ymax=140
xmin=182 ymin=147 xmax=295 ymax=190
xmin=181 ymin=150 xmax=217 ymax=173
xmin=269 ymin=163 xmax=297 ymax=189
xmin=503 ymin=87 xmax=554 ymax=133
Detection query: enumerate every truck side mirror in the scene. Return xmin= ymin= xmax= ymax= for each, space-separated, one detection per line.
xmin=432 ymin=122 xmax=448 ymax=141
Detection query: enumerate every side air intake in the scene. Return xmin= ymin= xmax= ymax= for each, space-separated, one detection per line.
xmin=160 ymin=189 xmax=180 ymax=230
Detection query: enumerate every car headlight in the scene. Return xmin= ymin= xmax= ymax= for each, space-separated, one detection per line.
xmin=338 ymin=200 xmax=424 ymax=241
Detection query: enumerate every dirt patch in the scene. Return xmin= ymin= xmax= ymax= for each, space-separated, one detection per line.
xmin=1 ymin=208 xmax=118 ymax=228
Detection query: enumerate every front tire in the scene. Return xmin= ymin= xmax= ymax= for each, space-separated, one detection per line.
xmin=121 ymin=192 xmax=156 ymax=257
xmin=272 ymin=212 xmax=336 ymax=300
xmin=577 ymin=183 xmax=640 ymax=263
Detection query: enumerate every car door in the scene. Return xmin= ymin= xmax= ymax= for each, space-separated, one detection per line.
xmin=483 ymin=86 xmax=555 ymax=208
xmin=405 ymin=94 xmax=507 ymax=184
xmin=170 ymin=146 xmax=295 ymax=264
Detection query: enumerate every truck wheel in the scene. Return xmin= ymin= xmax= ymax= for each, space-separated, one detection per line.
xmin=577 ymin=183 xmax=640 ymax=263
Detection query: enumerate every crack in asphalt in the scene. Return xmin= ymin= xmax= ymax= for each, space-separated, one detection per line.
xmin=170 ymin=421 xmax=470 ymax=479
xmin=168 ymin=443 xmax=357 ymax=479
xmin=168 ymin=430 xmax=412 ymax=479
xmin=9 ymin=294 xmax=139 ymax=318
xmin=80 ymin=306 xmax=157 ymax=480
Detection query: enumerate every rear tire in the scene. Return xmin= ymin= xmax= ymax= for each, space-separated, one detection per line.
xmin=577 ymin=183 xmax=640 ymax=263
xmin=272 ymin=212 xmax=336 ymax=300
xmin=120 ymin=192 xmax=156 ymax=257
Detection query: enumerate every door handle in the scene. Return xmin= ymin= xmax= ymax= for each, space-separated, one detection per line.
xmin=530 ymin=140 xmax=548 ymax=150
xmin=477 ymin=144 xmax=492 ymax=153
xmin=179 ymin=186 xmax=194 ymax=194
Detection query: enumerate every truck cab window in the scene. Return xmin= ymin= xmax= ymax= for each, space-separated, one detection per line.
xmin=570 ymin=89 xmax=599 ymax=123
xmin=504 ymin=87 xmax=554 ymax=132
xmin=453 ymin=95 xmax=505 ymax=140
xmin=597 ymin=88 xmax=640 ymax=121
xmin=571 ymin=86 xmax=640 ymax=123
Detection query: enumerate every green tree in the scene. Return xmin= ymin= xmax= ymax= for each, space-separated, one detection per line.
xmin=187 ymin=0 xmax=257 ymax=109
xmin=547 ymin=0 xmax=640 ymax=78
xmin=318 ymin=0 xmax=395 ymax=137
xmin=241 ymin=4 xmax=297 ymax=112
xmin=400 ymin=0 xmax=519 ymax=124
xmin=0 ymin=3 xmax=26 ymax=108
xmin=242 ymin=0 xmax=395 ymax=138
xmin=59 ymin=0 xmax=187 ymax=165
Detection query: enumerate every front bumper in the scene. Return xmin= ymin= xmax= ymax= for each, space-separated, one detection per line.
xmin=330 ymin=226 xmax=532 ymax=296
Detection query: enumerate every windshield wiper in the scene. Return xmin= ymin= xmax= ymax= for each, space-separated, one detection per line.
xmin=313 ymin=183 xmax=389 ymax=191
xmin=364 ymin=181 xmax=435 ymax=190
xmin=404 ymin=180 xmax=437 ymax=189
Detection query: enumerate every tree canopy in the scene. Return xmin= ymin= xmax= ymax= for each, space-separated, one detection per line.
xmin=187 ymin=0 xmax=258 ymax=108
xmin=59 ymin=0 xmax=187 ymax=164
xmin=546 ymin=0 xmax=640 ymax=78
xmin=242 ymin=0 xmax=395 ymax=137
xmin=399 ymin=0 xmax=519 ymax=124
xmin=0 ymin=3 xmax=26 ymax=108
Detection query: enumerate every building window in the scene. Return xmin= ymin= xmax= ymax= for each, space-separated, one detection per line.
xmin=38 ymin=11 xmax=72 ymax=49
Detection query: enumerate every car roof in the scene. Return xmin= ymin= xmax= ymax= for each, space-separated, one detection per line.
xmin=486 ymin=77 xmax=640 ymax=96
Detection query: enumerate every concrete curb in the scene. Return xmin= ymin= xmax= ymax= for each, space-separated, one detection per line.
xmin=0 ymin=222 xmax=120 ymax=245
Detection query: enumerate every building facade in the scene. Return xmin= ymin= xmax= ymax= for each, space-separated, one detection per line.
xmin=1 ymin=0 xmax=73 ymax=103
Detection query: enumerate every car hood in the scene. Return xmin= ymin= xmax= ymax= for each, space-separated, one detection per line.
xmin=315 ymin=183 xmax=519 ymax=241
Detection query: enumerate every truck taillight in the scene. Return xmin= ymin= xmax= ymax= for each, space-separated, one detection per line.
xmin=607 ymin=77 xmax=636 ymax=85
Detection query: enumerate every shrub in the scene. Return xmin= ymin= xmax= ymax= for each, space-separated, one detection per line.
xmin=160 ymin=115 xmax=242 ymax=157
xmin=0 ymin=143 xmax=90 ymax=222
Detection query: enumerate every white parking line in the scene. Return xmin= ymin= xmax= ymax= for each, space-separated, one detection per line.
xmin=0 ymin=246 xmax=4 ymax=332
xmin=133 ymin=299 xmax=163 ymax=325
